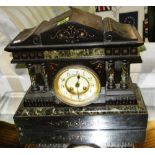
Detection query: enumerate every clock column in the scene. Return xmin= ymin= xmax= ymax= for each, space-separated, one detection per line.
xmin=107 ymin=60 xmax=115 ymax=89
xmin=41 ymin=63 xmax=49 ymax=91
xmin=120 ymin=60 xmax=129 ymax=89
xmin=27 ymin=64 xmax=40 ymax=91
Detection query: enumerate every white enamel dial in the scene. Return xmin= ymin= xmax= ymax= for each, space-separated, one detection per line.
xmin=53 ymin=65 xmax=101 ymax=107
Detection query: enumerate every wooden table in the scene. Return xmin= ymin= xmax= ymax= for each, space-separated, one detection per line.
xmin=0 ymin=121 xmax=155 ymax=148
xmin=134 ymin=121 xmax=155 ymax=148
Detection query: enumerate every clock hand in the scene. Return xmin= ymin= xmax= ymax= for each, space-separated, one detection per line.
xmin=75 ymin=74 xmax=80 ymax=99
xmin=77 ymin=87 xmax=80 ymax=99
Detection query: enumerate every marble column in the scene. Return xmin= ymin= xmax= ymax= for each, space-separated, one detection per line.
xmin=27 ymin=63 xmax=40 ymax=91
xmin=107 ymin=60 xmax=115 ymax=89
xmin=41 ymin=63 xmax=49 ymax=91
xmin=120 ymin=60 xmax=129 ymax=89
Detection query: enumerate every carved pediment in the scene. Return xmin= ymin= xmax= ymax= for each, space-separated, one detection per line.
xmin=5 ymin=8 xmax=143 ymax=51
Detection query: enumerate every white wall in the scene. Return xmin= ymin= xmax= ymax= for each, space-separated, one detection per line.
xmin=95 ymin=6 xmax=145 ymax=37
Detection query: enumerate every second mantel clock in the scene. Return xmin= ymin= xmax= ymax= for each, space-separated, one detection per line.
xmin=5 ymin=8 xmax=148 ymax=148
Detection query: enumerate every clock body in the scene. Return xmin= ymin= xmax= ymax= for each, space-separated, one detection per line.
xmin=5 ymin=8 xmax=148 ymax=147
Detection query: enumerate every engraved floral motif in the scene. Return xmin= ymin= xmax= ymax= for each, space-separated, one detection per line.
xmin=50 ymin=25 xmax=95 ymax=43
xmin=91 ymin=61 xmax=105 ymax=74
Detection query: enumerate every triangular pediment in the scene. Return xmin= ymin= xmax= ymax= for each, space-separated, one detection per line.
xmin=5 ymin=8 xmax=143 ymax=51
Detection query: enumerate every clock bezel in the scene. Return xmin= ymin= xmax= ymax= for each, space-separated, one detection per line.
xmin=53 ymin=65 xmax=101 ymax=107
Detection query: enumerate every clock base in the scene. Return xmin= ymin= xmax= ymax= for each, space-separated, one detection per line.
xmin=13 ymin=84 xmax=148 ymax=147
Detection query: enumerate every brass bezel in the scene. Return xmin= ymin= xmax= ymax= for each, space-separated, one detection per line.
xmin=53 ymin=65 xmax=101 ymax=107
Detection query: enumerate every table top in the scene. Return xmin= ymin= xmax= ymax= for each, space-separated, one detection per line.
xmin=134 ymin=121 xmax=155 ymax=148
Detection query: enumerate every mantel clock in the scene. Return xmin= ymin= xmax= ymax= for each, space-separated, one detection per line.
xmin=5 ymin=8 xmax=148 ymax=148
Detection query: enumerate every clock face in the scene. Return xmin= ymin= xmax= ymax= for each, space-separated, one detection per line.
xmin=53 ymin=65 xmax=101 ymax=107
xmin=119 ymin=11 xmax=138 ymax=29
xmin=124 ymin=16 xmax=136 ymax=26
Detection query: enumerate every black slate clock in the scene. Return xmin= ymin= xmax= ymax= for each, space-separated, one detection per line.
xmin=5 ymin=8 xmax=148 ymax=148
xmin=119 ymin=11 xmax=138 ymax=29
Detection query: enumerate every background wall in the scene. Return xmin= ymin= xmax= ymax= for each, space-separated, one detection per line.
xmin=96 ymin=6 xmax=145 ymax=36
xmin=0 ymin=6 xmax=154 ymax=124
